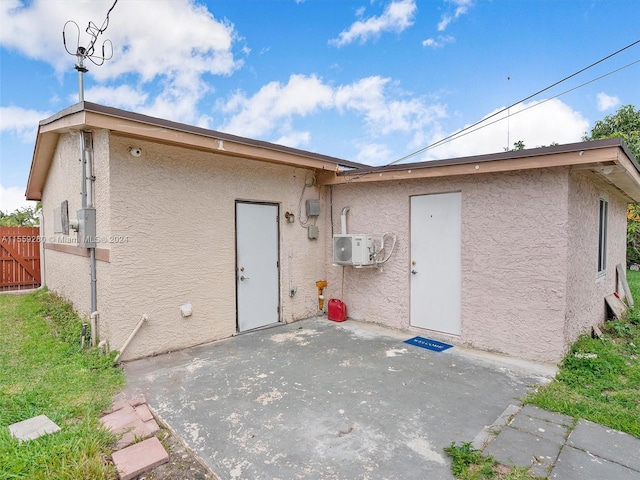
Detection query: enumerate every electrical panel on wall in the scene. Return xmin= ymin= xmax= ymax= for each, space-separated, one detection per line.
xmin=53 ymin=200 xmax=70 ymax=234
xmin=306 ymin=199 xmax=321 ymax=217
xmin=77 ymin=208 xmax=96 ymax=248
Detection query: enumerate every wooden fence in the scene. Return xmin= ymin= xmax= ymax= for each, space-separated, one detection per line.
xmin=0 ymin=226 xmax=41 ymax=291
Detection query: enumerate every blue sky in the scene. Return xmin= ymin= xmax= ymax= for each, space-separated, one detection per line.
xmin=1 ymin=0 xmax=639 ymax=212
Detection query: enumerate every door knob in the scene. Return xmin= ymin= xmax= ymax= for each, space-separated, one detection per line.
xmin=411 ymin=270 xmax=418 ymax=275
xmin=240 ymin=276 xmax=250 ymax=281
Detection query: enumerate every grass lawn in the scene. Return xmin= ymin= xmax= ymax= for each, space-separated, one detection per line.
xmin=0 ymin=289 xmax=124 ymax=479
xmin=446 ymin=269 xmax=640 ymax=479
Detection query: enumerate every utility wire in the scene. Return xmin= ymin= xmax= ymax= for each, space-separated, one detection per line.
xmin=404 ymin=57 xmax=640 ymax=153
xmin=85 ymin=0 xmax=119 ymax=56
xmin=384 ymin=38 xmax=640 ymax=167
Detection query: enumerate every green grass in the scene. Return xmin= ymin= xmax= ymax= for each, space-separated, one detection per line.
xmin=0 ymin=289 xmax=125 ymax=479
xmin=445 ymin=442 xmax=542 ymax=480
xmin=526 ymin=270 xmax=640 ymax=439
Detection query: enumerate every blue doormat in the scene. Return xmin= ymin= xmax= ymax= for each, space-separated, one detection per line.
xmin=404 ymin=336 xmax=453 ymax=352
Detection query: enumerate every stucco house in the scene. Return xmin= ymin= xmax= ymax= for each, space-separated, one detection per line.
xmin=26 ymin=102 xmax=640 ymax=363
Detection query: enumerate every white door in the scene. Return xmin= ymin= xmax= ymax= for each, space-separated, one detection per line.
xmin=410 ymin=192 xmax=461 ymax=335
xmin=236 ymin=202 xmax=280 ymax=332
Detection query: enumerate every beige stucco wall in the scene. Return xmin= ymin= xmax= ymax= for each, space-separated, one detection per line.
xmin=564 ymin=170 xmax=628 ymax=344
xmin=107 ymin=135 xmax=326 ymax=360
xmin=40 ymin=131 xmax=111 ymax=332
xmin=326 ymin=168 xmax=572 ymax=362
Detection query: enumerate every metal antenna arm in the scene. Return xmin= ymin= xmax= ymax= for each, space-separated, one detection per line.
xmin=62 ymin=0 xmax=118 ymax=102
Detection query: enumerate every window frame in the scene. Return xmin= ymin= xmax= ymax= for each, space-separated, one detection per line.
xmin=597 ymin=197 xmax=608 ymax=275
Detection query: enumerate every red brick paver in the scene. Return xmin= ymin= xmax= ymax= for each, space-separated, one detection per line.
xmin=111 ymin=436 xmax=169 ymax=480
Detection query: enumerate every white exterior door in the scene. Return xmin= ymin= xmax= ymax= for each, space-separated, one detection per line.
xmin=410 ymin=192 xmax=461 ymax=335
xmin=236 ymin=202 xmax=280 ymax=332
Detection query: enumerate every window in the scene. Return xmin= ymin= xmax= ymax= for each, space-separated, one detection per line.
xmin=598 ymin=198 xmax=608 ymax=274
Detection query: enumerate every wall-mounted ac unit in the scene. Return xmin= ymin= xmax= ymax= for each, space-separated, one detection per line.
xmin=333 ymin=234 xmax=375 ymax=266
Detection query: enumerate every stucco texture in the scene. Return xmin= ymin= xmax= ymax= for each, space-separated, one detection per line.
xmin=41 ymin=131 xmax=112 ymax=334
xmin=325 ymin=167 xmax=626 ymax=363
xmin=565 ymin=170 xmax=628 ymax=343
xmin=106 ymin=135 xmax=326 ymax=360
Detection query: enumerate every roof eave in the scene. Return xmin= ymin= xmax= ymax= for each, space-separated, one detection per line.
xmin=317 ymin=139 xmax=640 ymax=202
xmin=25 ymin=102 xmax=364 ymax=200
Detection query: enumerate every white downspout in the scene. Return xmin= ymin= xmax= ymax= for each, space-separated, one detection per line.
xmin=38 ymin=211 xmax=45 ymax=289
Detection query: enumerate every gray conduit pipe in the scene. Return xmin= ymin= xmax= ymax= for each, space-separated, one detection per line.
xmin=90 ymin=311 xmax=98 ymax=347
xmin=114 ymin=314 xmax=148 ymax=363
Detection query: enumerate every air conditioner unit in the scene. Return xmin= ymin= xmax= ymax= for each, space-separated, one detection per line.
xmin=333 ymin=234 xmax=375 ymax=266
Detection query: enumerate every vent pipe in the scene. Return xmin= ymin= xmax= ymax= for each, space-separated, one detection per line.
xmin=340 ymin=206 xmax=350 ymax=235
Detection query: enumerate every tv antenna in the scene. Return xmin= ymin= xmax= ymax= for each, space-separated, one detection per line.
xmin=63 ymin=0 xmax=118 ymax=102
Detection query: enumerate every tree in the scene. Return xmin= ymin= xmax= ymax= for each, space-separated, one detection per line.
xmin=584 ymin=105 xmax=640 ymax=265
xmin=584 ymin=104 xmax=640 ymax=159
xmin=0 ymin=203 xmax=41 ymax=227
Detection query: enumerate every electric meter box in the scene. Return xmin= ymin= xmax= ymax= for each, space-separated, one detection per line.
xmin=306 ymin=199 xmax=321 ymax=217
xmin=77 ymin=208 xmax=96 ymax=248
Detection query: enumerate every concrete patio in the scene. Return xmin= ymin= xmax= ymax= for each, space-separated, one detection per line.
xmin=123 ymin=318 xmax=555 ymax=479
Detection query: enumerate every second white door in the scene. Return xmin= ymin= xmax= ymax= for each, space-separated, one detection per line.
xmin=410 ymin=192 xmax=462 ymax=335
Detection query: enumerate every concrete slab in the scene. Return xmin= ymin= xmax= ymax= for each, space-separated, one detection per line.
xmin=8 ymin=414 xmax=60 ymax=442
xmin=112 ymin=436 xmax=169 ymax=480
xmin=124 ymin=317 xmax=551 ymax=479
xmin=472 ymin=404 xmax=520 ymax=450
xmin=567 ymin=419 xmax=640 ymax=472
xmin=482 ymin=425 xmax=560 ymax=477
xmin=518 ymin=405 xmax=573 ymax=427
xmin=551 ymin=445 xmax=640 ymax=480
xmin=508 ymin=408 xmax=570 ymax=444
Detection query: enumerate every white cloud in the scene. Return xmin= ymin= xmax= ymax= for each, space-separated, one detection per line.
xmin=422 ymin=35 xmax=455 ymax=48
xmin=218 ymin=74 xmax=333 ymax=138
xmin=0 ymin=184 xmax=36 ymax=213
xmin=421 ymin=98 xmax=589 ymax=161
xmin=329 ymin=0 xmax=417 ymax=47
xmin=0 ymin=106 xmax=51 ymax=141
xmin=354 ymin=142 xmax=394 ymax=165
xmin=217 ymin=74 xmax=447 ymax=152
xmin=437 ymin=0 xmax=473 ymax=32
xmin=0 ymin=0 xmax=242 ymax=125
xmin=275 ymin=131 xmax=311 ymax=149
xmin=83 ymin=85 xmax=148 ymax=111
xmin=596 ymin=92 xmax=620 ymax=112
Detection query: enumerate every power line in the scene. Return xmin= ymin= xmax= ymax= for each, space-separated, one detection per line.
xmin=412 ymin=57 xmax=640 ymax=153
xmin=385 ymin=38 xmax=640 ymax=167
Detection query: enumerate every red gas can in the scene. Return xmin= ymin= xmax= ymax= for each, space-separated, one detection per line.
xmin=328 ymin=298 xmax=347 ymax=322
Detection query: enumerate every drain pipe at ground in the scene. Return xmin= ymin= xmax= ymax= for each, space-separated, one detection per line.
xmin=90 ymin=311 xmax=99 ymax=347
xmin=114 ymin=314 xmax=148 ymax=364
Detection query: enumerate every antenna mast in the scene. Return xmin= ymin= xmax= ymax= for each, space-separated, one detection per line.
xmin=507 ymin=75 xmax=511 ymax=151
xmin=63 ymin=0 xmax=118 ymax=102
